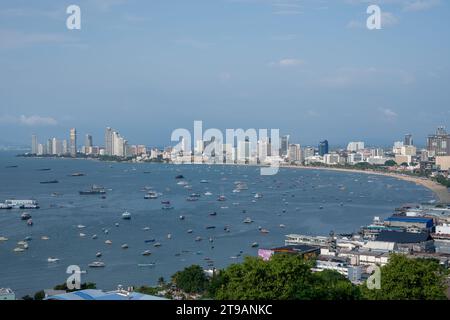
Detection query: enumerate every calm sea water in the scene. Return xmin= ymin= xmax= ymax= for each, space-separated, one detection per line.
xmin=0 ymin=151 xmax=435 ymax=297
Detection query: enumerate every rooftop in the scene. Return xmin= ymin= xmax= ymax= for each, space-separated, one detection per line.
xmin=45 ymin=289 xmax=167 ymax=301
xmin=376 ymin=231 xmax=432 ymax=244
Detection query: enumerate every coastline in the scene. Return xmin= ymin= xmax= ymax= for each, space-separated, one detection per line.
xmin=286 ymin=165 xmax=450 ymax=205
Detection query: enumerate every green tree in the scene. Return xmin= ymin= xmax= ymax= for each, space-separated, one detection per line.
xmin=53 ymin=282 xmax=96 ymax=292
xmin=384 ymin=160 xmax=397 ymax=167
xmin=361 ymin=254 xmax=448 ymax=300
xmin=33 ymin=290 xmax=45 ymax=300
xmin=312 ymin=270 xmax=361 ymax=300
xmin=172 ymin=265 xmax=209 ymax=294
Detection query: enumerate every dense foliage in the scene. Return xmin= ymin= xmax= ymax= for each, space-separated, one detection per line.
xmin=172 ymin=265 xmax=209 ymax=294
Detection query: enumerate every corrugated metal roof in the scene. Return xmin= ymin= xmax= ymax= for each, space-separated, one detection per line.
xmin=376 ymin=231 xmax=432 ymax=243
xmin=46 ymin=289 xmax=167 ymax=300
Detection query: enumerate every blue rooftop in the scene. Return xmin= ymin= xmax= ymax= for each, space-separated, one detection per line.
xmin=386 ymin=216 xmax=434 ymax=228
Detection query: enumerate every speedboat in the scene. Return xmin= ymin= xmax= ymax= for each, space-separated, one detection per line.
xmin=254 ymin=193 xmax=263 ymax=199
xmin=105 ymin=240 xmax=112 ymax=244
xmin=47 ymin=257 xmax=60 ymax=263
xmin=88 ymin=261 xmax=105 ymax=268
xmin=251 ymin=242 xmax=259 ymax=248
xmin=13 ymin=247 xmax=25 ymax=252
xmin=121 ymin=244 xmax=129 ymax=249
xmin=96 ymin=252 xmax=102 ymax=257
xmin=167 ymin=234 xmax=172 ymax=239
xmin=27 ymin=219 xmax=33 ymax=226
xmin=138 ymin=263 xmax=155 ymax=267
xmin=200 ymin=180 xmax=209 ymax=183
xmin=77 ymin=224 xmax=86 ymax=229
xmin=243 ymin=217 xmax=253 ymax=224
xmin=204 ymin=191 xmax=212 ymax=196
xmin=144 ymin=192 xmax=158 ymax=199
xmin=179 ymin=215 xmax=185 ymax=220
xmin=92 ymin=234 xmax=98 ymax=239
xmin=187 ymin=229 xmax=193 ymax=234
xmin=21 ymin=212 xmax=31 ymax=220
xmin=186 ymin=196 xmax=198 ymax=202
xmin=121 ymin=211 xmax=131 ymax=220
xmin=217 ymin=195 xmax=226 ymax=202
xmin=209 ymin=212 xmax=217 ymax=216
xmin=143 ymin=227 xmax=150 ymax=231
xmin=153 ymin=242 xmax=161 ymax=247
xmin=260 ymin=228 xmax=270 ymax=234
xmin=142 ymin=250 xmax=152 ymax=256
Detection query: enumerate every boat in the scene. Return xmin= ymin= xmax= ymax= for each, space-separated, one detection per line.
xmin=153 ymin=242 xmax=161 ymax=247
xmin=77 ymin=224 xmax=86 ymax=229
xmin=254 ymin=193 xmax=263 ymax=199
xmin=79 ymin=185 xmax=106 ymax=195
xmin=186 ymin=196 xmax=198 ymax=202
xmin=142 ymin=250 xmax=152 ymax=256
xmin=217 ymin=195 xmax=226 ymax=202
xmin=41 ymin=236 xmax=50 ymax=240
xmin=144 ymin=192 xmax=158 ymax=199
xmin=161 ymin=200 xmax=171 ymax=205
xmin=21 ymin=212 xmax=32 ymax=220
xmin=243 ymin=217 xmax=253 ymax=224
xmin=27 ymin=219 xmax=33 ymax=226
xmin=206 ymin=226 xmax=216 ymax=229
xmin=96 ymin=252 xmax=102 ymax=257
xmin=37 ymin=168 xmax=51 ymax=171
xmin=167 ymin=234 xmax=172 ymax=239
xmin=121 ymin=244 xmax=129 ymax=249
xmin=143 ymin=227 xmax=150 ymax=231
xmin=161 ymin=204 xmax=174 ymax=210
xmin=47 ymin=257 xmax=59 ymax=263
xmin=200 ymin=180 xmax=209 ymax=183
xmin=190 ymin=193 xmax=201 ymax=198
xmin=70 ymin=172 xmax=85 ymax=177
xmin=24 ymin=236 xmax=32 ymax=241
xmin=204 ymin=191 xmax=213 ymax=196
xmin=260 ymin=228 xmax=270 ymax=234
xmin=187 ymin=229 xmax=193 ymax=234
xmin=115 ymin=223 xmax=119 ymax=227
xmin=209 ymin=212 xmax=217 ymax=216
xmin=138 ymin=263 xmax=155 ymax=267
xmin=121 ymin=211 xmax=131 ymax=220
xmin=79 ymin=233 xmax=86 ymax=237
xmin=105 ymin=240 xmax=112 ymax=244
xmin=195 ymin=236 xmax=202 ymax=242
xmin=40 ymin=180 xmax=59 ymax=184
xmin=88 ymin=261 xmax=105 ymax=268
xmin=179 ymin=215 xmax=185 ymax=220
xmin=177 ymin=181 xmax=188 ymax=186
xmin=0 ymin=203 xmax=12 ymax=209
xmin=0 ymin=236 xmax=9 ymax=241
xmin=92 ymin=234 xmax=98 ymax=239
xmin=145 ymin=239 xmax=155 ymax=243
xmin=175 ymin=174 xmax=184 ymax=179
xmin=251 ymin=242 xmax=259 ymax=248
xmin=13 ymin=247 xmax=25 ymax=252
xmin=279 ymin=224 xmax=286 ymax=228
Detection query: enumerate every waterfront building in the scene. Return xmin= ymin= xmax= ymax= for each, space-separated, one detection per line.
xmin=318 ymin=140 xmax=329 ymax=156
xmin=280 ymin=135 xmax=289 ymax=157
xmin=347 ymin=152 xmax=364 ymax=165
xmin=288 ymin=144 xmax=302 ymax=163
xmin=393 ymin=141 xmax=404 ymax=155
xmin=105 ymin=127 xmax=113 ymax=155
xmin=62 ymin=140 xmax=68 ymax=155
xmin=37 ymin=143 xmax=44 ymax=156
xmin=84 ymin=134 xmax=93 ymax=154
xmin=427 ymin=126 xmax=450 ymax=157
xmin=0 ymin=288 xmax=15 ymax=300
xmin=45 ymin=287 xmax=167 ymax=301
xmin=436 ymin=156 xmax=450 ymax=171
xmin=258 ymin=245 xmax=320 ymax=261
xmin=31 ymin=134 xmax=38 ymax=154
xmin=347 ymin=141 xmax=365 ymax=152
xmin=46 ymin=139 xmax=52 ymax=155
xmin=401 ymin=145 xmax=417 ymax=156
xmin=324 ymin=153 xmax=340 ymax=165
xmin=69 ymin=128 xmax=77 ymax=157
xmin=303 ymin=146 xmax=315 ymax=159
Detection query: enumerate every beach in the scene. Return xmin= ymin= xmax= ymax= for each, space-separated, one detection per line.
xmin=287 ymin=165 xmax=450 ymax=205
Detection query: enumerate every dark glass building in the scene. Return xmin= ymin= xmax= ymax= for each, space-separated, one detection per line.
xmin=318 ymin=140 xmax=329 ymax=156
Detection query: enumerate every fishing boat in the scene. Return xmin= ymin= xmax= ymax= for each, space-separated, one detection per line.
xmin=88 ymin=261 xmax=105 ymax=268
xmin=47 ymin=257 xmax=60 ymax=263
xmin=121 ymin=211 xmax=131 ymax=220
xmin=142 ymin=250 xmax=152 ymax=256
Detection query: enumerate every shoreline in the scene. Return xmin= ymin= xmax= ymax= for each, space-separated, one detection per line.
xmin=285 ymin=165 xmax=450 ymax=205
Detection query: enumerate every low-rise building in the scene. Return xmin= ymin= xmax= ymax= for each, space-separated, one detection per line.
xmin=0 ymin=288 xmax=15 ymax=300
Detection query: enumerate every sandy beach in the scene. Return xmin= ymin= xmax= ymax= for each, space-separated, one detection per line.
xmin=286 ymin=165 xmax=450 ymax=204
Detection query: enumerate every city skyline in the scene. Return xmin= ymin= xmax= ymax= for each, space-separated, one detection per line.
xmin=1 ymin=1 xmax=450 ymax=146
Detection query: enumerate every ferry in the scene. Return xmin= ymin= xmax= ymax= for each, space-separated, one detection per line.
xmin=79 ymin=185 xmax=106 ymax=195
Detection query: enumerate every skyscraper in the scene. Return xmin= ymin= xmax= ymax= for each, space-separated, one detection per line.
xmin=288 ymin=144 xmax=302 ymax=162
xmin=69 ymin=128 xmax=77 ymax=157
xmin=85 ymin=134 xmax=93 ymax=154
xmin=105 ymin=127 xmax=113 ymax=156
xmin=318 ymin=140 xmax=329 ymax=156
xmin=31 ymin=135 xmax=38 ymax=154
xmin=280 ymin=135 xmax=289 ymax=157
xmin=404 ymin=134 xmax=413 ymax=146
xmin=427 ymin=126 xmax=450 ymax=156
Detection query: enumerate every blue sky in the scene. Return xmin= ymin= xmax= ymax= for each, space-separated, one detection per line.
xmin=0 ymin=0 xmax=449 ymax=147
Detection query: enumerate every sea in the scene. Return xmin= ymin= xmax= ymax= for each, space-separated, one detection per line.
xmin=0 ymin=151 xmax=436 ymax=297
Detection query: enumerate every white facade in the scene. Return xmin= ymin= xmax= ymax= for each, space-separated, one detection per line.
xmin=347 ymin=141 xmax=365 ymax=152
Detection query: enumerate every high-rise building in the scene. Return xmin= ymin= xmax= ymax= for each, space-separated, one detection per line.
xmin=404 ymin=134 xmax=413 ymax=146
xmin=84 ymin=134 xmax=93 ymax=154
xmin=280 ymin=135 xmax=289 ymax=157
xmin=105 ymin=127 xmax=113 ymax=156
xmin=347 ymin=141 xmax=365 ymax=152
xmin=288 ymin=144 xmax=302 ymax=162
xmin=62 ymin=140 xmax=68 ymax=155
xmin=303 ymin=146 xmax=315 ymax=159
xmin=427 ymin=126 xmax=450 ymax=157
xmin=69 ymin=128 xmax=77 ymax=157
xmin=318 ymin=140 xmax=329 ymax=156
xmin=31 ymin=135 xmax=38 ymax=154
xmin=46 ymin=139 xmax=52 ymax=155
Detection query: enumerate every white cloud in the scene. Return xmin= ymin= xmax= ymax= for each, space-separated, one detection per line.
xmin=0 ymin=115 xmax=58 ymax=126
xmin=379 ymin=108 xmax=398 ymax=121
xmin=270 ymin=58 xmax=305 ymax=67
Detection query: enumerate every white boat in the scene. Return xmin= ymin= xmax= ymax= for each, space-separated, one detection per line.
xmin=138 ymin=263 xmax=155 ymax=267
xmin=79 ymin=233 xmax=86 ymax=237
xmin=121 ymin=211 xmax=131 ymax=220
xmin=96 ymin=252 xmax=102 ymax=257
xmin=143 ymin=227 xmax=150 ymax=231
xmin=47 ymin=257 xmax=60 ymax=263
xmin=153 ymin=242 xmax=161 ymax=247
xmin=195 ymin=236 xmax=202 ymax=242
xmin=243 ymin=217 xmax=253 ymax=224
xmin=0 ymin=236 xmax=8 ymax=241
xmin=88 ymin=261 xmax=105 ymax=268
xmin=204 ymin=191 xmax=213 ymax=196
xmin=92 ymin=234 xmax=98 ymax=239
xmin=144 ymin=191 xmax=158 ymax=199
xmin=187 ymin=229 xmax=193 ymax=234
xmin=279 ymin=224 xmax=286 ymax=228
xmin=77 ymin=224 xmax=86 ymax=229
xmin=167 ymin=234 xmax=172 ymax=239
xmin=121 ymin=244 xmax=129 ymax=249
xmin=200 ymin=180 xmax=209 ymax=183
xmin=13 ymin=247 xmax=25 ymax=252
xmin=251 ymin=242 xmax=259 ymax=248
xmin=254 ymin=193 xmax=263 ymax=199
xmin=142 ymin=250 xmax=152 ymax=256
xmin=41 ymin=236 xmax=50 ymax=240
xmin=105 ymin=240 xmax=112 ymax=244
